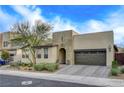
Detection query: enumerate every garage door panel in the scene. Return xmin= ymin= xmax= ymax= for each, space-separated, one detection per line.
xmin=75 ymin=49 xmax=106 ymax=66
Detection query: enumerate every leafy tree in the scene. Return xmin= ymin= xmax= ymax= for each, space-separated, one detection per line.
xmin=11 ymin=20 xmax=52 ymax=64
xmin=1 ymin=50 xmax=9 ymax=60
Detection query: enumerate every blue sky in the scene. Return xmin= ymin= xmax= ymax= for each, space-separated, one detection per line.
xmin=0 ymin=5 xmax=124 ymax=47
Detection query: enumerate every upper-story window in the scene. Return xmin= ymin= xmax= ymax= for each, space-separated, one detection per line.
xmin=3 ymin=41 xmax=9 ymax=47
xmin=44 ymin=48 xmax=48 ymax=59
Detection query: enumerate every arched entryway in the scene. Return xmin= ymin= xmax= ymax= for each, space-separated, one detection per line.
xmin=59 ymin=48 xmax=66 ymax=64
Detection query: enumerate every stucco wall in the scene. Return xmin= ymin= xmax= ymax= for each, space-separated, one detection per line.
xmin=36 ymin=46 xmax=58 ymax=63
xmin=2 ymin=32 xmax=11 ymax=49
xmin=14 ymin=46 xmax=58 ymax=63
xmin=52 ymin=30 xmax=75 ymax=64
xmin=73 ymin=31 xmax=114 ymax=67
xmin=14 ymin=49 xmax=22 ymax=62
xmin=0 ymin=32 xmax=18 ymax=50
xmin=0 ymin=51 xmax=1 ymax=58
xmin=118 ymin=48 xmax=124 ymax=53
xmin=0 ymin=33 xmax=2 ymax=49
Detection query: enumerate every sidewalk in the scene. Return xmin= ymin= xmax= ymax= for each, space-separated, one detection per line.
xmin=1 ymin=69 xmax=124 ymax=87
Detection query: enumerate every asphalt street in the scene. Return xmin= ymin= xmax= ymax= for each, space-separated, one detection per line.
xmin=0 ymin=74 xmax=98 ymax=87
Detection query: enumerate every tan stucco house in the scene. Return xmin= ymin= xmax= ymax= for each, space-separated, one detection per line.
xmin=0 ymin=30 xmax=114 ymax=67
xmin=0 ymin=32 xmax=17 ymax=61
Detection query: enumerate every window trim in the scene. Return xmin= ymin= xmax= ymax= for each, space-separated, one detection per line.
xmin=3 ymin=41 xmax=9 ymax=47
xmin=44 ymin=48 xmax=48 ymax=59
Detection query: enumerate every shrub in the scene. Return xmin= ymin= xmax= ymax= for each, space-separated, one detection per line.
xmin=121 ymin=68 xmax=124 ymax=73
xmin=33 ymin=63 xmax=59 ymax=72
xmin=10 ymin=61 xmax=21 ymax=68
xmin=16 ymin=62 xmax=33 ymax=67
xmin=27 ymin=63 xmax=33 ymax=67
xmin=111 ymin=68 xmax=120 ymax=76
xmin=20 ymin=63 xmax=29 ymax=67
xmin=112 ymin=60 xmax=118 ymax=68
xmin=34 ymin=63 xmax=46 ymax=71
xmin=45 ymin=63 xmax=58 ymax=72
xmin=1 ymin=50 xmax=9 ymax=60
xmin=10 ymin=61 xmax=33 ymax=68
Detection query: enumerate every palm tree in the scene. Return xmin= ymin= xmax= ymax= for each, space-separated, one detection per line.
xmin=11 ymin=20 xmax=52 ymax=64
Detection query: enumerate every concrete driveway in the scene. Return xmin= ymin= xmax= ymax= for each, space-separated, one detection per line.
xmin=55 ymin=65 xmax=111 ymax=78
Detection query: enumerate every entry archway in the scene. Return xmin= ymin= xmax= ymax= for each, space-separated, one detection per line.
xmin=59 ymin=48 xmax=66 ymax=64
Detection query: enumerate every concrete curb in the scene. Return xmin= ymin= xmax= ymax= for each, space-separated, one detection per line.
xmin=0 ymin=70 xmax=124 ymax=87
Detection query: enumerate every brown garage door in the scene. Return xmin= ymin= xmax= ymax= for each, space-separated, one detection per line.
xmin=75 ymin=49 xmax=106 ymax=66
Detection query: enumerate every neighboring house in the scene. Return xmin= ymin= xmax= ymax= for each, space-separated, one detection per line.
xmin=0 ymin=30 xmax=114 ymax=67
xmin=0 ymin=33 xmax=2 ymax=49
xmin=115 ymin=47 xmax=124 ymax=65
xmin=118 ymin=47 xmax=124 ymax=53
xmin=0 ymin=32 xmax=17 ymax=60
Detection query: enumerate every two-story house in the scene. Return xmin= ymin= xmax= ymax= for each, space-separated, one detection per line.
xmin=0 ymin=32 xmax=17 ymax=61
xmin=0 ymin=30 xmax=114 ymax=67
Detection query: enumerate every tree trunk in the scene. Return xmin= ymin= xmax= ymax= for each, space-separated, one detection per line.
xmin=32 ymin=55 xmax=36 ymax=64
xmin=30 ymin=48 xmax=36 ymax=65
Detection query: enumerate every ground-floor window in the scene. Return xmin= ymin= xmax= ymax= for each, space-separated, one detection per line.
xmin=22 ymin=49 xmax=29 ymax=59
xmin=22 ymin=54 xmax=29 ymax=58
xmin=37 ymin=54 xmax=41 ymax=58
xmin=36 ymin=49 xmax=41 ymax=59
xmin=22 ymin=54 xmax=25 ymax=58
xmin=10 ymin=54 xmax=14 ymax=56
xmin=44 ymin=48 xmax=48 ymax=59
xmin=26 ymin=55 xmax=29 ymax=58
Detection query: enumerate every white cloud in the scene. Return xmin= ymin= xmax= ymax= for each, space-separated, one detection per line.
xmin=50 ymin=16 xmax=78 ymax=32
xmin=79 ymin=20 xmax=110 ymax=33
xmin=78 ymin=6 xmax=124 ymax=47
xmin=0 ymin=5 xmax=77 ymax=33
xmin=31 ymin=5 xmax=36 ymax=10
xmin=11 ymin=6 xmax=78 ymax=32
xmin=0 ymin=7 xmax=17 ymax=31
xmin=0 ymin=5 xmax=124 ymax=47
xmin=11 ymin=5 xmax=46 ymax=25
xmin=114 ymin=27 xmax=124 ymax=46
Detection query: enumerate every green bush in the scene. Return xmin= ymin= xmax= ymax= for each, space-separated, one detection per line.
xmin=10 ymin=61 xmax=33 ymax=68
xmin=1 ymin=50 xmax=9 ymax=60
xmin=27 ymin=63 xmax=33 ymax=67
xmin=20 ymin=63 xmax=33 ymax=67
xmin=34 ymin=63 xmax=58 ymax=72
xmin=45 ymin=63 xmax=58 ymax=72
xmin=34 ymin=63 xmax=46 ymax=71
xmin=111 ymin=68 xmax=120 ymax=76
xmin=121 ymin=68 xmax=124 ymax=73
xmin=112 ymin=60 xmax=118 ymax=68
xmin=10 ymin=61 xmax=21 ymax=68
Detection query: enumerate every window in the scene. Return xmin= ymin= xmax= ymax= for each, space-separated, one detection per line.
xmin=22 ymin=54 xmax=25 ymax=58
xmin=22 ymin=54 xmax=29 ymax=58
xmin=22 ymin=49 xmax=29 ymax=59
xmin=10 ymin=54 xmax=14 ymax=56
xmin=3 ymin=41 xmax=9 ymax=47
xmin=36 ymin=49 xmax=41 ymax=59
xmin=37 ymin=54 xmax=41 ymax=58
xmin=44 ymin=48 xmax=48 ymax=58
xmin=26 ymin=55 xmax=29 ymax=58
